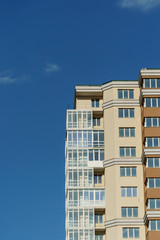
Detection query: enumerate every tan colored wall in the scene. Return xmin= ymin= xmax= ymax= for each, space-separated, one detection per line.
xmin=106 ymin=225 xmax=145 ymax=240
xmin=104 ymin=106 xmax=142 ymax=160
xmin=105 ymin=165 xmax=144 ymax=220
xmin=76 ymin=97 xmax=103 ymax=110
xmin=103 ymin=87 xmax=140 ymax=103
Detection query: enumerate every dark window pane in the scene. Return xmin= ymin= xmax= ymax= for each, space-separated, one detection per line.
xmin=118 ymin=90 xmax=123 ymax=99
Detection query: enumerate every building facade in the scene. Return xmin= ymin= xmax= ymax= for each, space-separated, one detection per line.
xmin=65 ymin=68 xmax=160 ymax=240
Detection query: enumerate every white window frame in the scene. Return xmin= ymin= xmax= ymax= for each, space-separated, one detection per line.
xmin=93 ymin=117 xmax=100 ymax=127
xmin=121 ymin=207 xmax=138 ymax=217
xmin=147 ymin=178 xmax=160 ymax=188
xmin=95 ymin=214 xmax=103 ymax=224
xmin=144 ymin=117 xmax=160 ymax=127
xmin=91 ymin=99 xmax=100 ymax=108
xmin=143 ymin=78 xmax=160 ymax=88
xmin=68 ymin=168 xmax=93 ymax=188
xmin=144 ymin=98 xmax=160 ymax=107
xmin=146 ymin=158 xmax=160 ymax=168
xmin=120 ymin=147 xmax=136 ymax=157
xmin=67 ymin=110 xmax=93 ymax=129
xmin=68 ymin=208 xmax=94 ymax=228
xmin=148 ymin=199 xmax=160 ymax=209
xmin=119 ymin=128 xmax=135 ymax=137
xmin=149 ymin=220 xmax=160 ymax=231
xmin=68 ymin=189 xmax=105 ymax=207
xmin=121 ymin=187 xmax=137 ymax=197
xmin=118 ymin=89 xmax=134 ymax=99
xmin=120 ymin=167 xmax=137 ymax=177
xmin=122 ymin=227 xmax=139 ymax=238
xmin=118 ymin=108 xmax=135 ymax=118
xmin=145 ymin=138 xmax=160 ymax=147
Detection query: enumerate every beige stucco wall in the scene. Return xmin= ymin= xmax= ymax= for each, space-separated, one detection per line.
xmin=105 ymin=164 xmax=144 ymax=220
xmin=76 ymin=97 xmax=103 ymax=110
xmin=103 ymin=86 xmax=140 ymax=103
xmin=103 ymin=86 xmax=145 ymax=239
xmin=106 ymin=225 xmax=145 ymax=240
xmin=104 ymin=106 xmax=142 ymax=159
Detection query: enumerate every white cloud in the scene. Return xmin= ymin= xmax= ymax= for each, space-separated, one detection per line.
xmin=44 ymin=63 xmax=61 ymax=73
xmin=0 ymin=69 xmax=29 ymax=84
xmin=120 ymin=0 xmax=160 ymax=11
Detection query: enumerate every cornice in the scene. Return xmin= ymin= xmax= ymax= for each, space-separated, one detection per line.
xmin=141 ymin=89 xmax=160 ymax=96
xmin=144 ymin=210 xmax=160 ymax=224
xmin=139 ymin=69 xmax=160 ymax=85
xmin=102 ymin=100 xmax=140 ymax=109
xmin=104 ymin=218 xmax=144 ymax=228
xmin=103 ymin=158 xmax=142 ymax=168
xmin=75 ymin=86 xmax=102 ymax=93
xmin=102 ymin=81 xmax=139 ymax=91
xmin=142 ymin=148 xmax=160 ymax=163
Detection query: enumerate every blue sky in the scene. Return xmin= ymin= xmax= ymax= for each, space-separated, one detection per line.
xmin=0 ymin=0 xmax=160 ymax=239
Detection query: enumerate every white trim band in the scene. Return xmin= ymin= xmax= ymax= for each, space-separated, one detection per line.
xmin=75 ymin=86 xmax=102 ymax=93
xmin=141 ymin=89 xmax=160 ymax=96
xmin=103 ymin=100 xmax=140 ymax=109
xmin=144 ymin=210 xmax=160 ymax=224
xmin=103 ymin=158 xmax=142 ymax=168
xmin=142 ymin=149 xmax=160 ymax=163
xmin=102 ymin=81 xmax=139 ymax=91
xmin=105 ymin=218 xmax=144 ymax=228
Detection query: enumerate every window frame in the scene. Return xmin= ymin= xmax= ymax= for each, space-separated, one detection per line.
xmin=121 ymin=207 xmax=138 ymax=217
xmin=119 ymin=128 xmax=135 ymax=137
xmin=118 ymin=108 xmax=135 ymax=118
xmin=92 ymin=99 xmax=100 ymax=108
xmin=120 ymin=147 xmax=136 ymax=157
xmin=121 ymin=187 xmax=137 ymax=197
xmin=118 ymin=89 xmax=134 ymax=99
xmin=120 ymin=167 xmax=137 ymax=177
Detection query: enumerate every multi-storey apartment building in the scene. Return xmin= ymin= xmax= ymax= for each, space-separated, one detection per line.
xmin=65 ymin=68 xmax=160 ymax=240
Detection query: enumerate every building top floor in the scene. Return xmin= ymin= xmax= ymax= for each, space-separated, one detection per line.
xmin=74 ymin=68 xmax=160 ymax=109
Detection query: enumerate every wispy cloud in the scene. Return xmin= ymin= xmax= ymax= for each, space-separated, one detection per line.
xmin=119 ymin=0 xmax=160 ymax=11
xmin=0 ymin=69 xmax=30 ymax=84
xmin=44 ymin=63 xmax=61 ymax=73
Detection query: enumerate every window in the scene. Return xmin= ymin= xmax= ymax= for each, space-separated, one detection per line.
xmin=89 ymin=149 xmax=104 ymax=161
xmin=119 ymin=128 xmax=135 ymax=137
xmin=118 ymin=109 xmax=134 ymax=118
xmin=69 ymin=209 xmax=94 ymax=228
xmin=69 ymin=229 xmax=94 ymax=240
xmin=68 ymin=130 xmax=104 ymax=148
xmin=120 ymin=147 xmax=136 ymax=157
xmin=122 ymin=228 xmax=139 ymax=238
xmin=145 ymin=138 xmax=160 ymax=147
xmin=146 ymin=158 xmax=160 ymax=168
xmin=148 ymin=199 xmax=160 ymax=209
xmin=147 ymin=178 xmax=160 ymax=188
xmin=144 ymin=98 xmax=160 ymax=107
xmin=121 ymin=207 xmax=138 ymax=217
xmin=121 ymin=187 xmax=137 ymax=197
xmin=68 ymin=169 xmax=93 ymax=187
xmin=93 ymin=130 xmax=104 ymax=147
xmin=94 ymin=175 xmax=102 ymax=184
xmin=95 ymin=235 xmax=103 ymax=240
xmin=95 ymin=214 xmax=103 ymax=224
xmin=120 ymin=167 xmax=137 ymax=177
xmin=92 ymin=99 xmax=99 ymax=108
xmin=68 ymin=149 xmax=88 ymax=167
xmin=67 ymin=110 xmax=92 ymax=129
xmin=68 ymin=189 xmax=105 ymax=207
xmin=149 ymin=220 xmax=160 ymax=231
xmin=93 ymin=118 xmax=100 ymax=126
xmin=143 ymin=78 xmax=160 ymax=88
xmin=118 ymin=90 xmax=134 ymax=99
xmin=144 ymin=118 xmax=160 ymax=127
